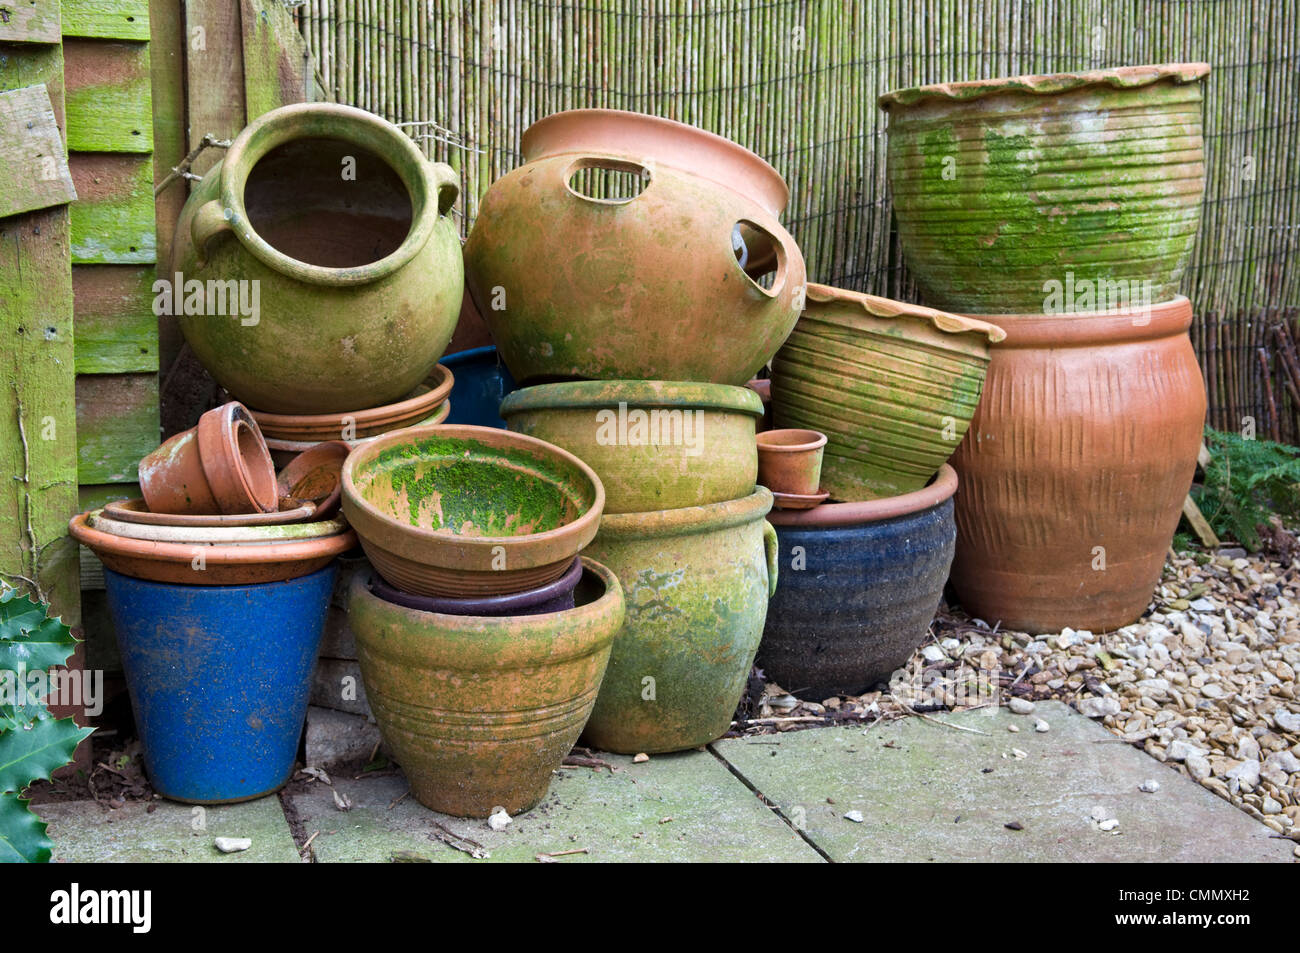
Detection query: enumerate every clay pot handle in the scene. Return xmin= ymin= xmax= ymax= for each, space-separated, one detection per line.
xmin=191 ymin=200 xmax=234 ymax=267
xmin=430 ymin=161 xmax=459 ymax=217
xmin=733 ymin=219 xmax=797 ymax=300
xmin=762 ymin=519 xmax=779 ymax=598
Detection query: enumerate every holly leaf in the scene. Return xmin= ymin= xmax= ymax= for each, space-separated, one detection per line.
xmin=0 ymin=791 xmax=53 ymax=863
xmin=0 ymin=716 xmax=92 ymax=795
xmin=0 ymin=696 xmax=53 ymax=733
xmin=0 ymin=589 xmax=79 ymax=673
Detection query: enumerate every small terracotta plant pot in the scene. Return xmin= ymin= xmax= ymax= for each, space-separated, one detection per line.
xmin=276 ymin=440 xmax=349 ymax=518
xmin=139 ymin=402 xmax=279 ymax=516
xmin=341 ymin=424 xmax=604 ymax=598
xmin=756 ymin=428 xmax=827 ymax=496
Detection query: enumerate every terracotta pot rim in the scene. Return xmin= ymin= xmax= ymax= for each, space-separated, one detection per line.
xmin=103 ymin=497 xmax=317 ymax=527
xmin=349 ymin=556 xmax=623 ymax=656
xmin=879 ymin=62 xmax=1210 ymax=109
xmin=369 ymin=555 xmax=583 ymax=614
xmin=805 ymin=283 xmax=1006 ymax=343
xmin=196 ymin=403 xmax=279 ymax=514
xmin=219 ymin=102 xmax=443 ymax=287
xmin=520 ymin=108 xmax=790 ymax=215
xmin=960 ymin=295 xmax=1192 ymax=347
xmin=86 ymin=508 xmax=349 ymax=544
xmin=341 ymin=423 xmax=605 ymax=563
xmin=69 ymin=512 xmax=357 ymax=566
xmin=756 ymin=429 xmax=828 ymax=453
xmin=276 ymin=440 xmax=349 ymax=517
xmin=499 ymin=379 xmax=765 ymax=419
xmin=251 ymin=365 xmax=454 ymax=438
xmin=598 ymin=486 xmax=773 ymax=540
xmin=264 ymin=402 xmax=450 ymax=453
xmin=767 ymin=465 xmax=958 ymax=527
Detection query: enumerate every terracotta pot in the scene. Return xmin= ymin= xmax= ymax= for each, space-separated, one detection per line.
xmin=771 ymin=284 xmax=1004 ymax=500
xmin=368 ymin=557 xmax=583 ymax=617
xmin=464 ymin=108 xmax=806 ymax=385
xmin=276 ymin=440 xmax=348 ymax=518
xmin=341 ymin=424 xmax=604 ymax=598
xmin=250 ymin=365 xmax=454 ymax=441
xmin=69 ymin=513 xmax=356 ymax=585
xmin=756 ymin=429 xmax=827 ymax=496
xmin=581 ymin=487 xmax=778 ymax=754
xmin=86 ymin=509 xmax=349 ymax=545
xmin=499 ymin=380 xmax=764 ymax=513
xmin=949 ymin=297 xmax=1206 ymax=633
xmin=348 ymin=558 xmax=624 ymax=817
xmin=139 ymin=401 xmax=278 ymax=515
xmin=879 ymin=64 xmax=1209 ymax=313
xmin=746 ymin=377 xmax=773 ymax=433
xmin=760 ymin=465 xmax=958 ymax=697
xmin=264 ymin=401 xmax=449 ymax=470
xmin=103 ymin=497 xmax=316 ymax=527
xmin=171 ymin=103 xmax=463 ymax=413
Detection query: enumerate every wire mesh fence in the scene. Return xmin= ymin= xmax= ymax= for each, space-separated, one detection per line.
xmin=295 ymin=0 xmax=1300 ymax=439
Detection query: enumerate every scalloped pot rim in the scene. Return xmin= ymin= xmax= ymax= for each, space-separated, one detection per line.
xmin=804 ymin=283 xmax=1006 ymax=343
xmin=878 ymin=62 xmax=1210 ymax=109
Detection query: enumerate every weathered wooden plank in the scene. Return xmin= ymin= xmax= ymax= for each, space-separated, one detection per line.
xmin=241 ymin=0 xmax=308 ymax=119
xmin=60 ymin=0 xmax=150 ymax=41
xmin=0 ymin=41 xmax=64 ymax=125
xmin=63 ymin=37 xmax=153 ymax=153
xmin=185 ymin=0 xmax=246 ymax=179
xmin=0 ymin=0 xmax=60 ymax=44
xmin=0 ymin=84 xmax=76 ymax=216
xmin=73 ymin=265 xmax=158 ymax=373
xmin=76 ymin=482 xmax=138 ymax=591
xmin=68 ymin=152 xmax=155 ymax=263
xmin=150 ymin=0 xmax=187 ymax=373
xmin=75 ymin=371 xmax=159 ymax=483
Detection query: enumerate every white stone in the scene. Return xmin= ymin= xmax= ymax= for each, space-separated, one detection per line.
xmin=1186 ymin=754 xmax=1212 ymax=781
xmin=1262 ymin=796 xmax=1283 ymax=815
xmin=1165 ymin=739 xmax=1205 ymax=763
xmin=1009 ymin=698 xmax=1035 ymax=715
xmin=1098 ymin=818 xmax=1120 ymax=832
xmin=1033 ymin=719 xmax=1050 ymax=733
xmin=214 ymin=837 xmax=251 ymax=854
xmin=1226 ymin=759 xmax=1261 ymax=788
xmin=921 ymin=644 xmax=946 ymax=662
xmin=1139 ymin=779 xmax=1161 ymax=793
xmin=1078 ymin=696 xmax=1122 ymax=718
xmin=487 ymin=806 xmax=513 ymax=831
xmin=1273 ymin=710 xmax=1300 ymax=733
xmin=844 ymin=810 xmax=864 ymax=823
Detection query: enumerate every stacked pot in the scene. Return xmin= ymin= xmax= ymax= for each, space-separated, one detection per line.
xmin=760 ymin=287 xmax=1004 ymax=696
xmin=70 ymin=403 xmax=355 ymax=803
xmin=477 ymin=109 xmax=801 ymax=753
xmin=879 ymin=63 xmax=1211 ymax=634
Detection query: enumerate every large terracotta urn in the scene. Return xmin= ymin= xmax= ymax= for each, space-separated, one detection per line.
xmin=464 ymin=109 xmax=806 ymax=385
xmin=171 ymin=103 xmax=464 ymax=414
xmin=949 ymin=297 xmax=1206 ymax=633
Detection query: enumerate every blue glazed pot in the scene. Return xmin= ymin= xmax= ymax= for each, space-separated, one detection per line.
xmin=104 ymin=565 xmax=336 ymax=803
xmin=438 ymin=346 xmax=517 ymax=428
xmin=758 ymin=465 xmax=958 ymax=697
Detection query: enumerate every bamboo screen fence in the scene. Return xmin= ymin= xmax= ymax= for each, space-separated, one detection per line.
xmin=294 ymin=0 xmax=1300 ymax=440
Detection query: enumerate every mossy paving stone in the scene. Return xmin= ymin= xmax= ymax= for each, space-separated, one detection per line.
xmin=292 ymin=751 xmax=822 ymax=863
xmin=36 ymin=797 xmax=302 ymax=863
xmin=712 ymin=702 xmax=1294 ymax=863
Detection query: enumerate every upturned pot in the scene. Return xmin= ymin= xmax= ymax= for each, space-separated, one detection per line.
xmin=341 ymin=424 xmax=604 ymax=598
xmin=879 ymin=64 xmax=1208 ymax=313
xmin=756 ymin=429 xmax=827 ymax=496
xmin=949 ymin=296 xmax=1206 ymax=633
xmin=138 ymin=401 xmax=278 ymax=515
xmin=104 ymin=565 xmax=335 ymax=803
xmin=499 ymin=380 xmax=765 ymax=513
xmin=759 ymin=465 xmax=958 ymax=697
xmin=581 ymin=487 xmax=778 ymax=754
xmin=464 ymin=109 xmax=806 ymax=385
xmin=171 ymin=103 xmax=464 ymax=413
xmin=348 ymin=558 xmax=624 ymax=817
xmin=771 ymin=284 xmax=1004 ymax=500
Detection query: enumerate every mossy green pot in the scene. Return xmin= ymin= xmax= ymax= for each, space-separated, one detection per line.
xmin=580 ymin=487 xmax=778 ymax=754
xmin=499 ymin=380 xmax=765 ymax=513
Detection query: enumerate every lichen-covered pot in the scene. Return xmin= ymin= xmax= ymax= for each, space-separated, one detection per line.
xmin=759 ymin=466 xmax=957 ymax=697
xmin=464 ymin=109 xmax=806 ymax=385
xmin=879 ymin=64 xmax=1208 ymax=313
xmin=499 ymin=380 xmax=765 ymax=513
xmin=348 ymin=558 xmax=624 ymax=817
xmin=771 ymin=284 xmax=1004 ymax=500
xmin=581 ymin=487 xmax=778 ymax=753
xmin=172 ymin=103 xmax=464 ymax=413
xmin=950 ymin=297 xmax=1205 ymax=633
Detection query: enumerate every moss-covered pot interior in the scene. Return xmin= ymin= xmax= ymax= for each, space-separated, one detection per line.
xmin=350 ymin=431 xmax=597 ymax=537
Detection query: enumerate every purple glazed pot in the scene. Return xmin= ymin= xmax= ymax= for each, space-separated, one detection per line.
xmin=369 ymin=557 xmax=583 ymax=617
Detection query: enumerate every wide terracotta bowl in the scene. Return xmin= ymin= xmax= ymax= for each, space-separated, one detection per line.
xmin=465 ymin=108 xmax=806 ymax=385
xmin=341 ymin=424 xmax=605 ymax=597
xmin=264 ymin=401 xmax=449 ymax=469
xmin=879 ymin=64 xmax=1208 ymax=313
xmin=250 ymin=365 xmax=454 ymax=441
xmin=499 ymin=380 xmax=765 ymax=513
xmin=771 ymin=284 xmax=1004 ymax=500
xmin=69 ymin=513 xmax=356 ymax=586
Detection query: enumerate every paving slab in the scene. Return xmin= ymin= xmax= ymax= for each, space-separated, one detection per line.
xmin=37 ymin=796 xmax=301 ymax=863
xmin=712 ymin=701 xmax=1294 ymax=863
xmin=292 ymin=750 xmax=822 ymax=863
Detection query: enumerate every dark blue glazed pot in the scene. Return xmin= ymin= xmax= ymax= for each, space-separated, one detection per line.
xmin=758 ymin=465 xmax=957 ymax=697
xmin=438 ymin=346 xmax=517 ymax=428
